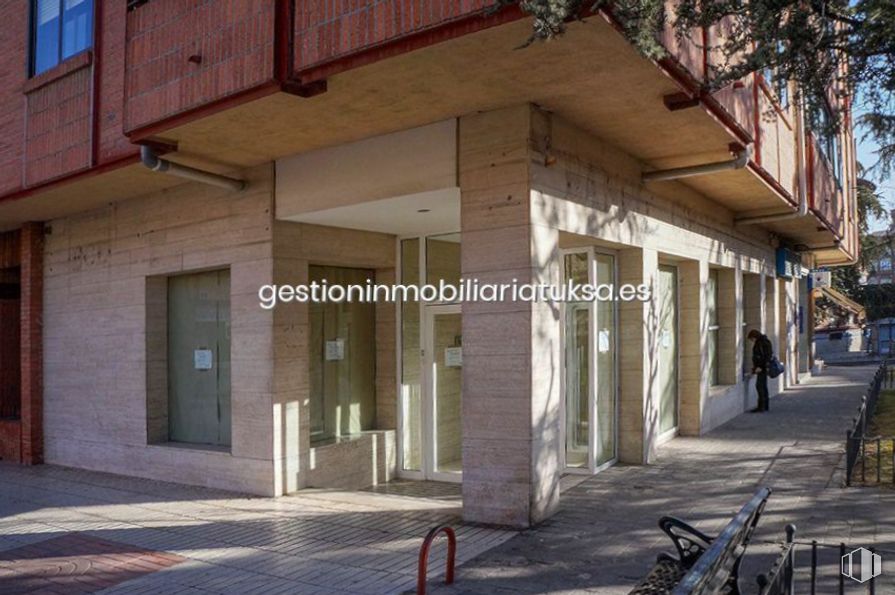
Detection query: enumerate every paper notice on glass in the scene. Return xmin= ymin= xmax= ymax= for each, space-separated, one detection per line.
xmin=325 ymin=339 xmax=345 ymax=361
xmin=661 ymin=329 xmax=672 ymax=348
xmin=445 ymin=347 xmax=462 ymax=368
xmin=194 ymin=349 xmax=213 ymax=370
xmin=598 ymin=329 xmax=610 ymax=353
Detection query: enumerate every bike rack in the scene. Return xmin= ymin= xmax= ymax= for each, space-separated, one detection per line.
xmin=417 ymin=525 xmax=456 ymax=595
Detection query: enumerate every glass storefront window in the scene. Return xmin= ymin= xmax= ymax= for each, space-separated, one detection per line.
xmin=309 ymin=266 xmax=376 ymax=445
xmin=400 ymin=239 xmax=422 ymax=471
xmin=707 ymin=269 xmax=720 ymax=386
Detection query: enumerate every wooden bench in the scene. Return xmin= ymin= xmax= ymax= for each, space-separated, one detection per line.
xmin=631 ymin=487 xmax=771 ymax=595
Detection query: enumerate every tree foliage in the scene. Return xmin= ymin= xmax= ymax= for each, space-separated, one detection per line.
xmin=831 ymin=180 xmax=886 ymax=298
xmin=500 ymin=0 xmax=895 ymax=176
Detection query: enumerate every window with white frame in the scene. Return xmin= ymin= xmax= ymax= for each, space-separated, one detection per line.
xmin=707 ymin=269 xmax=720 ymax=386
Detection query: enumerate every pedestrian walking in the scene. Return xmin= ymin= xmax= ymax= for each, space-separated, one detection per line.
xmin=748 ymin=329 xmax=774 ymax=412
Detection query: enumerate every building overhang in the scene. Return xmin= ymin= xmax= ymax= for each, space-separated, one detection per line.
xmin=1 ymin=14 xmax=840 ymax=257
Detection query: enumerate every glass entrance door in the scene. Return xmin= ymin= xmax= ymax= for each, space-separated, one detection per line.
xmin=657 ymin=264 xmax=679 ymax=436
xmin=423 ymin=304 xmax=462 ymax=481
xmin=562 ymin=249 xmax=617 ymax=473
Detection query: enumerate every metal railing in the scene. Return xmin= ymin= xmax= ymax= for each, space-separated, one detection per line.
xmin=846 ymin=361 xmax=892 ymax=486
xmin=756 ymin=525 xmax=796 ymax=594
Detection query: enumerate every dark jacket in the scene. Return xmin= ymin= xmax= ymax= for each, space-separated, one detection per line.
xmin=752 ymin=334 xmax=773 ymax=369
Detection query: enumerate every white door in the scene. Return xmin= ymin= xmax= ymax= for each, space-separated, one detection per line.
xmin=422 ymin=304 xmax=462 ymax=482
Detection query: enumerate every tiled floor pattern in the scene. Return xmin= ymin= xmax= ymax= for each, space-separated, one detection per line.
xmin=0 ymin=470 xmax=514 ymax=594
xmin=0 ymin=533 xmax=184 ymax=594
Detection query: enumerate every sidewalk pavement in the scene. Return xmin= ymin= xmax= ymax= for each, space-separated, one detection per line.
xmin=0 ymin=470 xmax=511 ymax=594
xmin=429 ymin=364 xmax=895 ymax=594
xmin=0 ymin=365 xmax=890 ymax=594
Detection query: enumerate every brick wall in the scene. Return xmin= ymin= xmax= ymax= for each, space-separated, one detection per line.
xmin=0 ymin=1 xmax=135 ymax=197
xmin=124 ymin=0 xmax=277 ymax=134
xmin=295 ymin=0 xmax=498 ymax=71
xmin=24 ymin=63 xmax=93 ymax=186
xmin=20 ymin=223 xmax=44 ymax=465
xmin=0 ymin=1 xmax=29 ymax=196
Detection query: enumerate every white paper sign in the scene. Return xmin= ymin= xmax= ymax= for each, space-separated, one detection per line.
xmin=194 ymin=349 xmax=213 ymax=370
xmin=326 ymin=339 xmax=345 ymax=361
xmin=661 ymin=329 xmax=672 ymax=349
xmin=598 ymin=329 xmax=611 ymax=353
xmin=444 ymin=347 xmax=462 ymax=368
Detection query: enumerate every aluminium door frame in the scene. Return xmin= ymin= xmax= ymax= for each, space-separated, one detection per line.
xmin=422 ymin=302 xmax=463 ymax=483
xmin=395 ymin=233 xmax=462 ymax=481
xmin=559 ymin=246 xmax=620 ymax=475
xmin=656 ymin=262 xmax=681 ymax=445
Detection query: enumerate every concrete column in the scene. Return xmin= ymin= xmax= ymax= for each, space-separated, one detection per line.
xmin=617 ymin=247 xmax=659 ymax=463
xmin=20 ymin=222 xmax=43 ymax=465
xmin=271 ymin=236 xmax=305 ymax=495
xmin=460 ymin=104 xmax=561 ymax=528
xmin=678 ymin=260 xmax=708 ymax=436
xmin=718 ymin=266 xmax=742 ymax=385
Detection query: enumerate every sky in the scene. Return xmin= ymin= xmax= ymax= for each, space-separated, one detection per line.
xmin=855 ymin=115 xmax=894 ymax=233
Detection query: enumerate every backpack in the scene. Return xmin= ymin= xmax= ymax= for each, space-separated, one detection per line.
xmin=767 ymin=356 xmax=784 ymax=379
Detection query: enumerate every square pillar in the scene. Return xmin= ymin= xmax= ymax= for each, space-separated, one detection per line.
xmin=271 ymin=241 xmax=305 ymax=495
xmin=20 ymin=222 xmax=43 ymax=465
xmin=678 ymin=260 xmax=708 ymax=436
xmin=617 ymin=247 xmax=659 ymax=463
xmin=460 ymin=105 xmax=561 ymax=528
xmin=765 ymin=276 xmax=783 ymax=394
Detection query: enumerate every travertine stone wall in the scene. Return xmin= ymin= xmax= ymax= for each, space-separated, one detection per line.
xmin=44 ymin=165 xmax=277 ymax=494
xmin=459 ymin=105 xmax=561 ymax=528
xmin=617 ymin=247 xmax=659 ymax=463
xmin=678 ymin=260 xmax=708 ymax=436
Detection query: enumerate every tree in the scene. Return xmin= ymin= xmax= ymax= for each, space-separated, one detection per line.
xmin=500 ymin=0 xmax=895 ymax=176
xmin=831 ymin=178 xmax=885 ymax=297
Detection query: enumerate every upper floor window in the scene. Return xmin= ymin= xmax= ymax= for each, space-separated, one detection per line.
xmin=31 ymin=0 xmax=93 ymax=76
xmin=809 ymin=101 xmax=843 ymax=189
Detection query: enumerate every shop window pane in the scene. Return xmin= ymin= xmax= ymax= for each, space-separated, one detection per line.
xmin=564 ymin=252 xmax=589 ymax=468
xmin=167 ymin=270 xmax=231 ymax=447
xmin=707 ymin=269 xmax=719 ymax=386
xmin=565 ymin=303 xmax=590 ymax=468
xmin=400 ymin=239 xmax=422 ymax=471
xmin=426 ymin=233 xmax=461 ymax=290
xmin=433 ymin=311 xmax=462 ymax=473
xmin=309 ymin=266 xmax=376 ymax=444
xmin=594 ymin=254 xmax=616 ymax=466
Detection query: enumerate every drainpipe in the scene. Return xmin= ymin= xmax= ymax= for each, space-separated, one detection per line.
xmin=140 ymin=145 xmax=247 ymax=192
xmin=735 ymin=97 xmax=810 ymax=225
xmin=642 ymin=144 xmax=752 ymax=182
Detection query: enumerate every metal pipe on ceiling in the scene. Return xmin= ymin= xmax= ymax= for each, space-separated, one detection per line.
xmin=140 ymin=145 xmax=247 ymax=192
